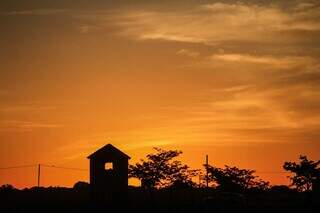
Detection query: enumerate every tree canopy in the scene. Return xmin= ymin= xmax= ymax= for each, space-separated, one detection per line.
xmin=283 ymin=155 xmax=320 ymax=191
xmin=129 ymin=148 xmax=198 ymax=189
xmin=205 ymin=164 xmax=269 ymax=192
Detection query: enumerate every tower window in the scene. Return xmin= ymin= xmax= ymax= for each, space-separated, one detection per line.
xmin=105 ymin=162 xmax=113 ymax=170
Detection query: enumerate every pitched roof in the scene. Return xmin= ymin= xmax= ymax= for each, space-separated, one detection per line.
xmin=87 ymin=144 xmax=131 ymax=159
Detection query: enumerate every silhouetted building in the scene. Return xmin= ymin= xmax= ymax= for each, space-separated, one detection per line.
xmin=87 ymin=144 xmax=130 ymax=203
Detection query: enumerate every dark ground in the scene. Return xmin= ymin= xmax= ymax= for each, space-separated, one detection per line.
xmin=0 ymin=185 xmax=319 ymax=213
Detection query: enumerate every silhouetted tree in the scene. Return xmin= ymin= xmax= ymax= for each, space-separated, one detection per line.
xmin=0 ymin=184 xmax=16 ymax=192
xmin=283 ymin=155 xmax=320 ymax=191
xmin=129 ymin=148 xmax=198 ymax=189
xmin=205 ymin=165 xmax=269 ymax=192
xmin=166 ymin=160 xmax=199 ymax=189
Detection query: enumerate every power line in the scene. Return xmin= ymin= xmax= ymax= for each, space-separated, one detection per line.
xmin=41 ymin=164 xmax=88 ymax=171
xmin=0 ymin=164 xmax=87 ymax=171
xmin=0 ymin=164 xmax=37 ymax=170
xmin=0 ymin=163 xmax=87 ymax=187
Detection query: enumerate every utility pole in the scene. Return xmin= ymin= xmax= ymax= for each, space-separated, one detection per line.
xmin=206 ymin=155 xmax=209 ymax=188
xmin=37 ymin=164 xmax=41 ymax=187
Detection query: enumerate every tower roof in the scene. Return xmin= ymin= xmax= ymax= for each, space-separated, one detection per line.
xmin=87 ymin=144 xmax=130 ymax=160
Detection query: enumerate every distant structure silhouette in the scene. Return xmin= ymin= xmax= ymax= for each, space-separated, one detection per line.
xmin=87 ymin=144 xmax=130 ymax=203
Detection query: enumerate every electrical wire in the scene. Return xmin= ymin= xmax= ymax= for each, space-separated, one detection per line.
xmin=41 ymin=164 xmax=88 ymax=171
xmin=0 ymin=164 xmax=37 ymax=170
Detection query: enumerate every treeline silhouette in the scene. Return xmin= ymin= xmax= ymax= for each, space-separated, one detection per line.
xmin=0 ymin=148 xmax=319 ymax=213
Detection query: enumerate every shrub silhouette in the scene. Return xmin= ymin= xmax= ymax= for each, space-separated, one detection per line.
xmin=73 ymin=181 xmax=89 ymax=192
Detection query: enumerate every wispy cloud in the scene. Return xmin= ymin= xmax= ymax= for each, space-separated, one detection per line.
xmin=77 ymin=24 xmax=103 ymax=34
xmin=0 ymin=120 xmax=62 ymax=132
xmin=0 ymin=104 xmax=57 ymax=112
xmin=112 ymin=2 xmax=320 ymax=44
xmin=208 ymin=54 xmax=319 ymax=71
xmin=177 ymin=49 xmax=200 ymax=58
xmin=57 ymin=133 xmax=175 ymax=161
xmin=0 ymin=9 xmax=69 ymax=16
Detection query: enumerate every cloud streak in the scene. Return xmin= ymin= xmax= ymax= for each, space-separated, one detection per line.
xmin=0 ymin=120 xmax=62 ymax=132
xmin=208 ymin=54 xmax=319 ymax=71
xmin=112 ymin=2 xmax=320 ymax=45
xmin=177 ymin=49 xmax=200 ymax=58
xmin=0 ymin=9 xmax=70 ymax=16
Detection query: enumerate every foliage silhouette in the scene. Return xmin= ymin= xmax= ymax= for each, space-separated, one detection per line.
xmin=129 ymin=148 xmax=198 ymax=189
xmin=283 ymin=155 xmax=320 ymax=191
xmin=0 ymin=184 xmax=16 ymax=191
xmin=1 ymin=153 xmax=320 ymax=212
xmin=205 ymin=164 xmax=269 ymax=192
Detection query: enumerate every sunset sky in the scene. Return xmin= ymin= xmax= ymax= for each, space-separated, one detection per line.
xmin=1 ymin=0 xmax=320 ymax=188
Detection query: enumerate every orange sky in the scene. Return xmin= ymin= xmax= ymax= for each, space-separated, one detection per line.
xmin=0 ymin=0 xmax=320 ymax=188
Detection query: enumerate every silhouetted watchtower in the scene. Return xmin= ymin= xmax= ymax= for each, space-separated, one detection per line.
xmin=87 ymin=144 xmax=130 ymax=202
